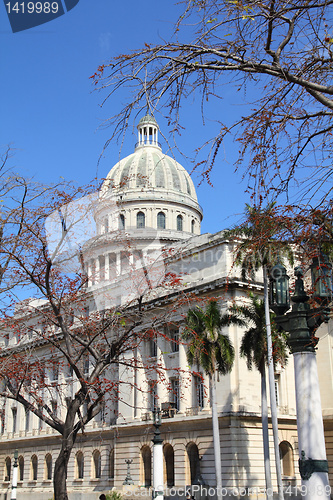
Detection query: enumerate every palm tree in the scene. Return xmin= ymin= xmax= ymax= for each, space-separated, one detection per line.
xmin=229 ymin=294 xmax=288 ymax=500
xmin=226 ymin=202 xmax=293 ymax=500
xmin=183 ymin=299 xmax=239 ymax=500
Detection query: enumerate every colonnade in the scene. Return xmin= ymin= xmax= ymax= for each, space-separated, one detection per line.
xmin=118 ymin=336 xmax=211 ymax=423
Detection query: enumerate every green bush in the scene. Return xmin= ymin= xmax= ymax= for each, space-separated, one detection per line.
xmin=106 ymin=491 xmax=123 ymax=500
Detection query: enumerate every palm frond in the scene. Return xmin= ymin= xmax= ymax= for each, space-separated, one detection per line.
xmin=230 ymin=294 xmax=289 ymax=375
xmin=183 ymin=299 xmax=235 ymax=377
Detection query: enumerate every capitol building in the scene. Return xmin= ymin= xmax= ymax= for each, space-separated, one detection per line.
xmin=0 ymin=116 xmax=332 ymax=500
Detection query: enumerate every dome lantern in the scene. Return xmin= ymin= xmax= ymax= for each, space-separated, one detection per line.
xmin=136 ymin=114 xmax=160 ymax=150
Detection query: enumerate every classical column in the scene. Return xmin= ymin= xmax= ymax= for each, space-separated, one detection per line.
xmin=105 ymin=253 xmax=110 ymax=281
xmin=294 ymin=352 xmax=330 ymax=500
xmin=134 ymin=348 xmax=144 ymax=419
xmin=202 ymin=372 xmax=210 ymax=411
xmin=95 ymin=257 xmax=100 ymax=284
xmin=273 ymin=267 xmax=331 ymax=500
xmin=156 ymin=342 xmax=168 ymax=405
xmin=116 ymin=252 xmax=121 ymax=276
xmin=87 ymin=260 xmax=92 ymax=286
xmin=152 ymin=409 xmax=164 ymax=500
xmin=10 ymin=450 xmax=18 ymax=500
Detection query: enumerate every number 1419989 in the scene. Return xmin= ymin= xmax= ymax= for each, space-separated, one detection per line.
xmin=5 ymin=2 xmax=59 ymax=14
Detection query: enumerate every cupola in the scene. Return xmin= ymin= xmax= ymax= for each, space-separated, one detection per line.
xmin=136 ymin=115 xmax=160 ymax=150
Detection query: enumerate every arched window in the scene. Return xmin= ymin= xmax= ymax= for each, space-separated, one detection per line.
xmin=191 ymin=220 xmax=195 ymax=233
xmin=186 ymin=442 xmax=200 ymax=484
xmin=19 ymin=456 xmax=24 ymax=482
xmin=163 ymin=444 xmax=174 ymax=487
xmin=140 ymin=445 xmax=151 ymax=487
xmin=119 ymin=214 xmax=125 ymax=230
xmin=279 ymin=441 xmax=295 ymax=478
xmin=45 ymin=454 xmax=52 ymax=480
xmin=31 ymin=455 xmax=38 ymax=481
xmin=157 ymin=212 xmax=166 ymax=230
xmin=4 ymin=456 xmax=11 ymax=481
xmin=76 ymin=451 xmax=84 ymax=479
xmin=109 ymin=449 xmax=115 ymax=479
xmin=177 ymin=214 xmax=183 ymax=231
xmin=137 ymin=211 xmax=145 ymax=229
xmin=92 ymin=450 xmax=101 ymax=479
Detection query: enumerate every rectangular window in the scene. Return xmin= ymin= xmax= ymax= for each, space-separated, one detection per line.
xmin=164 ymin=324 xmax=179 ymax=352
xmin=148 ymin=381 xmax=158 ymax=411
xmin=12 ymin=407 xmax=17 ymax=434
xmin=119 ymin=214 xmax=125 ymax=230
xmin=83 ymin=400 xmax=88 ymax=417
xmin=25 ymin=408 xmax=30 ymax=432
xmin=0 ymin=409 xmax=5 ymax=434
xmin=170 ymin=327 xmax=179 ymax=352
xmin=38 ymin=404 xmax=43 ymax=430
xmin=275 ymin=374 xmax=280 ymax=407
xmin=194 ymin=375 xmax=204 ymax=409
xmin=150 ymin=339 xmax=157 ymax=357
xmin=65 ymin=364 xmax=73 ymax=379
xmin=83 ymin=355 xmax=89 ymax=376
xmin=99 ymin=403 xmax=106 ymax=424
xmin=50 ymin=364 xmax=59 ymax=382
xmin=51 ymin=400 xmax=58 ymax=417
xmin=170 ymin=378 xmax=179 ymax=411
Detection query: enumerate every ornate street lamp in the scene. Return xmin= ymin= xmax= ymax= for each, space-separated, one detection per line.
xmin=152 ymin=407 xmax=163 ymax=500
xmin=270 ymin=258 xmax=332 ymax=500
xmin=11 ymin=449 xmax=18 ymax=500
xmin=123 ymin=459 xmax=134 ymax=486
xmin=311 ymin=254 xmax=332 ymax=304
xmin=269 ymin=263 xmax=290 ymax=315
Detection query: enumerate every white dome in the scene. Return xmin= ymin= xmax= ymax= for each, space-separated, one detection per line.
xmin=100 ymin=115 xmax=201 ymax=217
xmin=96 ymin=115 xmax=202 ymax=240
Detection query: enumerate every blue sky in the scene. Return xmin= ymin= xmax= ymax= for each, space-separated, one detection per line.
xmin=1 ymin=0 xmax=251 ymax=234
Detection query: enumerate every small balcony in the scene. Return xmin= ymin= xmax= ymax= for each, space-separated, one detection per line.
xmin=161 ymin=402 xmax=177 ymax=418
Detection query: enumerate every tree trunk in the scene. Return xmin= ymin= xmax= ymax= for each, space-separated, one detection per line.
xmin=53 ymin=408 xmax=78 ymax=500
xmin=261 ymin=366 xmax=273 ymax=500
xmin=210 ymin=372 xmax=223 ymax=500
xmin=54 ymin=445 xmax=71 ymax=500
xmin=263 ymin=266 xmax=284 ymax=500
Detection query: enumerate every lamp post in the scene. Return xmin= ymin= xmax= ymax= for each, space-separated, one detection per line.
xmin=152 ymin=407 xmax=163 ymax=500
xmin=270 ymin=258 xmax=332 ymax=500
xmin=11 ymin=449 xmax=18 ymax=500
xmin=123 ymin=459 xmax=134 ymax=485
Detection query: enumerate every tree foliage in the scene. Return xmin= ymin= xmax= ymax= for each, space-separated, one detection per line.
xmin=92 ymin=0 xmax=333 ymax=206
xmin=230 ymin=293 xmax=288 ymax=374
xmin=0 ymin=178 xmax=177 ymax=500
xmin=183 ymin=299 xmax=236 ymax=375
xmin=225 ymin=203 xmax=294 ymax=280
xmin=0 ymin=148 xmax=62 ymax=300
